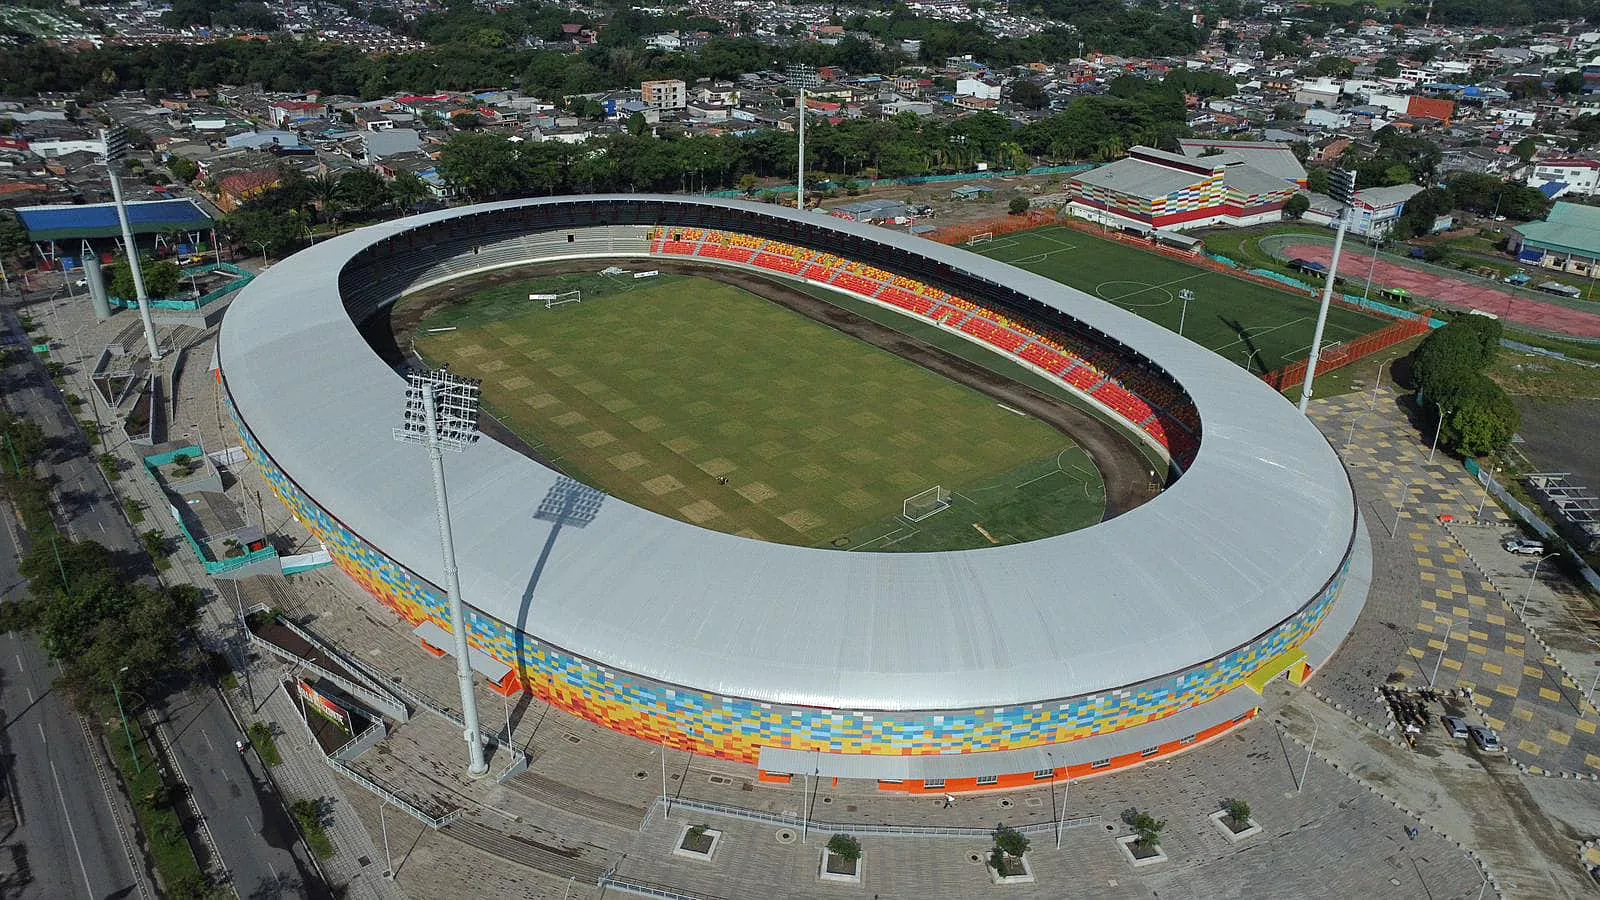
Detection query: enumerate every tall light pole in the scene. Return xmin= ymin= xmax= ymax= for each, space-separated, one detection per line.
xmin=100 ymin=127 xmax=161 ymax=362
xmin=1428 ymin=400 xmax=1448 ymax=463
xmin=1045 ymin=750 xmax=1067 ymax=849
xmin=1430 ymin=618 xmax=1455 ymax=687
xmin=787 ymin=65 xmax=818 ymax=212
xmin=1299 ymin=170 xmax=1357 ymax=414
xmin=113 ymin=665 xmax=140 ymax=774
xmin=393 ymin=368 xmax=489 ymax=777
xmin=1519 ymin=553 xmax=1556 ymax=619
xmin=1177 ymin=287 xmax=1195 ymax=337
xmin=1586 ymin=637 xmax=1600 ymax=712
xmin=1362 ymin=234 xmax=1384 ymax=301
xmin=1475 ymin=461 xmax=1497 ymax=521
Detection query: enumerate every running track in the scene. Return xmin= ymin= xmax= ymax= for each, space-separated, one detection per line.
xmin=1283 ymin=243 xmax=1600 ymax=339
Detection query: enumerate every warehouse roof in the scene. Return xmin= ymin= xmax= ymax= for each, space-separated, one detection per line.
xmin=219 ymin=195 xmax=1357 ymax=713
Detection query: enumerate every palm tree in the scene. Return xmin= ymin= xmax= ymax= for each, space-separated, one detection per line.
xmin=307 ymin=172 xmax=343 ymax=231
xmin=388 ymin=171 xmax=429 ymax=214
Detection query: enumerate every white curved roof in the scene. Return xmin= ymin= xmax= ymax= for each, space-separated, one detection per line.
xmin=219 ymin=196 xmax=1355 ymax=712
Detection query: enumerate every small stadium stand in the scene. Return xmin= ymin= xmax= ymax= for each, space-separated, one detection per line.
xmin=16 ymin=199 xmax=215 ymax=242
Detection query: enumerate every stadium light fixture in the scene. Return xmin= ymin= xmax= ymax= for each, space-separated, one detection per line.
xmin=787 ymin=65 xmax=820 ymax=212
xmin=99 ymin=127 xmax=161 ymax=363
xmin=394 ymin=367 xmax=490 ymax=777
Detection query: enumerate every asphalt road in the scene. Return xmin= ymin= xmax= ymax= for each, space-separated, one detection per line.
xmin=2 ymin=295 xmax=325 ymax=898
xmin=0 ymin=509 xmax=144 ymax=900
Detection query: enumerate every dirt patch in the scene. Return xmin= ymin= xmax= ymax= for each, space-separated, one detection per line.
xmin=375 ymin=260 xmax=1159 ymax=521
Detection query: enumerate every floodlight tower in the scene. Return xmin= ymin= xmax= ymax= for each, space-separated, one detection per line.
xmin=394 ymin=367 xmax=489 ymax=777
xmin=787 ymin=64 xmax=820 ymax=211
xmin=100 ymin=127 xmax=161 ymax=362
xmin=1298 ymin=168 xmax=1355 ymax=414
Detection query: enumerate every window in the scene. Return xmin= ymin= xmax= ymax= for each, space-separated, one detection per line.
xmin=1033 ymin=768 xmax=1055 ymax=780
xmin=1090 ymin=758 xmax=1111 ymax=769
xmin=924 ymin=779 xmax=945 ymax=790
xmin=976 ymin=775 xmax=998 ymax=786
xmin=1179 ymin=734 xmax=1196 ymax=745
xmin=1140 ymin=746 xmax=1159 ymax=758
xmin=566 ymin=234 xmax=575 ymax=243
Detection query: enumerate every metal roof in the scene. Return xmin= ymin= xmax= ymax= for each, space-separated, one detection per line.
xmin=219 ymin=195 xmax=1357 ymax=713
xmin=15 ymin=198 xmax=214 ymax=242
xmin=1178 ymin=139 xmax=1307 ymax=184
xmin=1070 ymin=156 xmax=1208 ymax=201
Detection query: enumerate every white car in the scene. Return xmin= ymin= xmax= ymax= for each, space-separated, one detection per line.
xmin=1503 ymin=538 xmax=1545 ymax=556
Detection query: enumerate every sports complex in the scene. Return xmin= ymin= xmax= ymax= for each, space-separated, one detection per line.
xmin=218 ymin=196 xmax=1371 ymax=793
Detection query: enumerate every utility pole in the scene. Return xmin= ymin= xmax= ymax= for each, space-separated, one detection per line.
xmin=1299 ymin=168 xmax=1356 ymax=414
xmin=393 ymin=369 xmax=489 ymax=777
xmin=100 ymin=127 xmax=161 ymax=362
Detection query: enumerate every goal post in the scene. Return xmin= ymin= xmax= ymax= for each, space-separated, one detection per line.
xmin=903 ymin=485 xmax=951 ymax=522
xmin=530 ymin=290 xmax=582 ymax=309
xmin=965 ymin=232 xmax=993 ymax=246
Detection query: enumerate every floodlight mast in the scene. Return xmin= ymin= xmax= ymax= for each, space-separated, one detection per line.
xmin=1298 ymin=169 xmax=1355 ymax=414
xmin=395 ymin=369 xmax=489 ymax=777
xmin=101 ymin=127 xmax=161 ymax=362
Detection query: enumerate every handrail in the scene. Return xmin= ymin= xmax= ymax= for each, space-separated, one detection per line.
xmin=658 ymin=795 xmax=1099 ymax=838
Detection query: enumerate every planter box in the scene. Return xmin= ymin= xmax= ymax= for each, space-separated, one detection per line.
xmin=1117 ymin=834 xmax=1168 ymax=868
xmin=672 ymin=825 xmax=722 ymax=861
xmin=1209 ymin=809 xmax=1261 ymax=843
xmin=987 ymin=852 xmax=1034 ymax=885
xmin=819 ymin=849 xmax=862 ymax=883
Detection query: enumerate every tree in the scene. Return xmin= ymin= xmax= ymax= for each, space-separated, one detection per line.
xmin=826 ymin=833 xmax=861 ymax=862
xmin=1512 ymin=137 xmax=1538 ymax=164
xmin=1009 ymin=79 xmax=1047 ymax=110
xmin=166 ymin=156 xmax=199 ymax=183
xmin=627 ymin=112 xmax=648 ymax=136
xmin=1443 ymin=374 xmax=1519 ymax=457
xmin=336 ymin=169 xmax=388 ymax=215
xmin=992 ymin=824 xmax=1029 ymax=862
xmin=1130 ymin=811 xmax=1166 ymax=849
xmin=1009 ymin=196 xmax=1030 ymax=215
xmin=1225 ymin=798 xmax=1251 ymax=828
xmin=1284 ymin=193 xmax=1311 ymax=219
xmin=437 ymin=131 xmax=525 ymax=200
xmin=109 ymin=256 xmax=181 ymax=299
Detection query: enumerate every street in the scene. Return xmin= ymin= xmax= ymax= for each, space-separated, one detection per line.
xmin=2 ymin=292 xmax=326 ymax=897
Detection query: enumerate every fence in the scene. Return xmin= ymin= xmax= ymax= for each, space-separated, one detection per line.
xmin=702 ymin=163 xmax=1101 ymax=199
xmin=1258 ymin=316 xmax=1433 ymax=392
xmin=598 ymin=875 xmax=727 ymax=900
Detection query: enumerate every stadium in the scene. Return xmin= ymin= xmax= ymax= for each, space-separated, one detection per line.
xmin=217 ymin=195 xmax=1371 ymax=793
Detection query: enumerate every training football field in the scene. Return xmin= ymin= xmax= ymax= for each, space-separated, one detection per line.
xmin=410 ymin=272 xmax=1105 ymax=552
xmin=968 ymin=226 xmax=1390 ymax=373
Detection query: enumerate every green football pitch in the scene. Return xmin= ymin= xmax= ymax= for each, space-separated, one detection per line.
xmin=409 ymin=272 xmax=1106 ymax=552
xmin=968 ymin=226 xmax=1391 ymax=373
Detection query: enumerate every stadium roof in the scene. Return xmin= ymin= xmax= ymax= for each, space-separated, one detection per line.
xmin=1071 ymin=154 xmax=1209 ymax=201
xmin=15 ymin=199 xmax=214 ymax=243
xmin=219 ymin=195 xmax=1357 ymax=713
xmin=1178 ymin=138 xmax=1307 ymax=184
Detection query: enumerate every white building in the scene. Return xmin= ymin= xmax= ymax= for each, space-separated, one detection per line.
xmin=1529 ymin=158 xmax=1600 ymax=197
xmin=955 ymin=78 xmax=1001 ymax=101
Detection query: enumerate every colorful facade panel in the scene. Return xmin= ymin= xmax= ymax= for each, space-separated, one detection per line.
xmin=226 ymin=387 xmax=1353 ymax=765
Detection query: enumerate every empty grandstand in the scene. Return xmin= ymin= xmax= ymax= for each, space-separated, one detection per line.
xmin=220 ymin=196 xmax=1369 ymax=792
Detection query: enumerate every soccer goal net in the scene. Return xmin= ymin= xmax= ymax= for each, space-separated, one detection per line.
xmin=530 ymin=290 xmax=582 ymax=309
xmin=903 ymin=485 xmax=951 ymax=522
xmin=965 ymin=232 xmax=994 ymax=246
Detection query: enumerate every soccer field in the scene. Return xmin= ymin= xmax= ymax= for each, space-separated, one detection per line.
xmin=410 ymin=272 xmax=1106 ymax=552
xmin=968 ymin=226 xmax=1391 ymax=373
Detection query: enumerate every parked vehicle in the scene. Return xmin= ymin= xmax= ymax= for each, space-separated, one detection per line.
xmin=1503 ymin=538 xmax=1546 ymax=556
xmin=1468 ymin=725 xmax=1502 ymax=752
xmin=1441 ymin=716 xmax=1469 ymax=739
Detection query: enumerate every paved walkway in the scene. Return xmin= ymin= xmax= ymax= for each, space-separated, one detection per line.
xmin=1307 ymin=386 xmax=1600 ymax=778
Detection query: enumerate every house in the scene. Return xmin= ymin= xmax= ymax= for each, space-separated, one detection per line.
xmin=1301 ymin=184 xmax=1425 ymax=237
xmin=951 ymin=185 xmax=995 ymax=201
xmin=269 ymin=100 xmax=325 ymax=127
xmin=1511 ymin=201 xmax=1600 ymax=274
xmin=213 ymin=169 xmax=281 ymax=213
xmin=1303 ymin=108 xmax=1352 ymax=130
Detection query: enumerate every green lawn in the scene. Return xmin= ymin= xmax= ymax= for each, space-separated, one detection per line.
xmin=412 ymin=273 xmax=1105 ymax=551
xmin=970 ymin=226 xmax=1392 ymax=373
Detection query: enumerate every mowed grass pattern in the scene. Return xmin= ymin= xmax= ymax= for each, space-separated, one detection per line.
xmin=414 ymin=274 xmax=1103 ymax=550
xmin=970 ymin=226 xmax=1391 ymax=373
